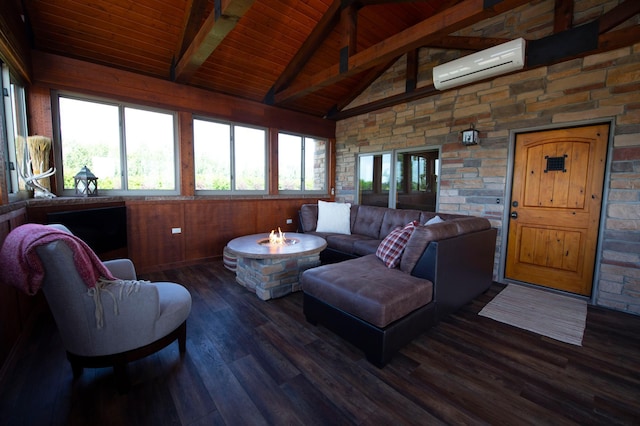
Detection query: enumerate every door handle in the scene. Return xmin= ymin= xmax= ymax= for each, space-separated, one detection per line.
xmin=510 ymin=211 xmax=518 ymax=219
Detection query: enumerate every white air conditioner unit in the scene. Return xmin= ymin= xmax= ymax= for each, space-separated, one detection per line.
xmin=433 ymin=38 xmax=525 ymax=90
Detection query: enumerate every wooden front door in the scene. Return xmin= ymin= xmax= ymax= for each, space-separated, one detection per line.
xmin=505 ymin=124 xmax=608 ymax=296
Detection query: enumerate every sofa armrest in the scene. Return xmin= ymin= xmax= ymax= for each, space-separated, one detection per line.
xmin=103 ymin=259 xmax=137 ymax=280
xmin=411 ymin=228 xmax=497 ymax=321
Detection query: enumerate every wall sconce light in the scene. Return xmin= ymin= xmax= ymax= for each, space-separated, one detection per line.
xmin=461 ymin=124 xmax=479 ymax=146
xmin=74 ymin=166 xmax=99 ymax=197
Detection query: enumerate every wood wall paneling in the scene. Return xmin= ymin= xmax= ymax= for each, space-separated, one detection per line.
xmin=30 ymin=51 xmax=336 ymax=139
xmin=184 ymin=200 xmax=257 ymax=261
xmin=126 ymin=201 xmax=185 ymax=272
xmin=127 ymin=198 xmax=323 ymax=273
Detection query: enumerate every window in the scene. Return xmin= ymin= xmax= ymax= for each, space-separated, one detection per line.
xmin=1 ymin=63 xmax=29 ymax=198
xmin=358 ymin=153 xmax=391 ymax=207
xmin=194 ymin=118 xmax=267 ymax=193
xmin=56 ymin=95 xmax=177 ymax=195
xmin=396 ymin=150 xmax=439 ymax=211
xmin=358 ymin=148 xmax=439 ymax=211
xmin=278 ymin=133 xmax=327 ymax=192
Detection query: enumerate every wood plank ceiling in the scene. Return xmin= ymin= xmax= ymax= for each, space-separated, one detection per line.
xmin=18 ymin=0 xmax=640 ymax=119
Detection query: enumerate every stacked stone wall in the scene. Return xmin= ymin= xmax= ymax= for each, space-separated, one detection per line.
xmin=334 ymin=0 xmax=640 ymax=314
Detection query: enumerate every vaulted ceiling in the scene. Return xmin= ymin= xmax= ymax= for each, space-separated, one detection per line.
xmin=15 ymin=0 xmax=640 ymax=119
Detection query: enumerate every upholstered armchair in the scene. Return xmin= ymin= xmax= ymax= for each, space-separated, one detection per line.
xmin=32 ymin=224 xmax=192 ymax=393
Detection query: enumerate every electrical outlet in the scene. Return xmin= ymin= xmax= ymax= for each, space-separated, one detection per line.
xmin=286 ymin=218 xmax=293 ymax=224
xmin=171 ymin=227 xmax=182 ymax=234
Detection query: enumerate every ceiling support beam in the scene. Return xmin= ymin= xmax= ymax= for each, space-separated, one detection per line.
xmin=273 ymin=0 xmax=532 ymax=105
xmin=265 ymin=0 xmax=343 ymax=103
xmin=328 ymin=21 xmax=640 ymax=120
xmin=597 ymin=0 xmax=640 ymax=33
xmin=329 ymin=57 xmax=400 ymax=115
xmin=173 ymin=0 xmax=255 ymax=84
xmin=553 ymin=0 xmax=574 ymax=33
xmin=405 ymin=49 xmax=418 ymax=92
xmin=340 ymin=3 xmax=359 ymax=73
xmin=175 ymin=0 xmax=210 ymax=60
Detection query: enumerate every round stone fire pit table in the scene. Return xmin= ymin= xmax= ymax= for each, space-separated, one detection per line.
xmin=226 ymin=232 xmax=327 ymax=301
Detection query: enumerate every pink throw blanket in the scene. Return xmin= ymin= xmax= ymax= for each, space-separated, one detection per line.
xmin=0 ymin=223 xmax=116 ymax=295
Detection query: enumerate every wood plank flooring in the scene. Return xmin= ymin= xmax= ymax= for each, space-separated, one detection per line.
xmin=1 ymin=261 xmax=639 ymax=425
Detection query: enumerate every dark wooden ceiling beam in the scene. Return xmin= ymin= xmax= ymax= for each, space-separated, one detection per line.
xmin=175 ymin=0 xmax=210 ymax=60
xmin=273 ymin=0 xmax=532 ymax=105
xmin=331 ymin=57 xmax=399 ymax=114
xmin=329 ymin=22 xmax=640 ymax=120
xmin=265 ymin=0 xmax=343 ymax=103
xmin=341 ymin=3 xmax=359 ymax=57
xmin=405 ymin=49 xmax=418 ymax=92
xmin=330 ymin=85 xmax=439 ymax=120
xmin=173 ymin=0 xmax=255 ymax=84
xmin=597 ymin=0 xmax=640 ymax=34
xmin=553 ymin=0 xmax=573 ymax=33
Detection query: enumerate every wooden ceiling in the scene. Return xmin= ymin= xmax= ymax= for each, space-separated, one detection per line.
xmin=17 ymin=0 xmax=640 ymax=119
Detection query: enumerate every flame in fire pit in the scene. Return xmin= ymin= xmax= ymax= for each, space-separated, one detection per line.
xmin=257 ymin=228 xmax=298 ymax=247
xmin=269 ymin=227 xmax=286 ymax=245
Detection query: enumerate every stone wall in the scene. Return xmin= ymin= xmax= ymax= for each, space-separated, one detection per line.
xmin=334 ymin=0 xmax=640 ymax=314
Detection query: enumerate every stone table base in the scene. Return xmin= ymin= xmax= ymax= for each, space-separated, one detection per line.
xmin=226 ymin=233 xmax=327 ymax=301
xmin=235 ymin=253 xmax=321 ymax=300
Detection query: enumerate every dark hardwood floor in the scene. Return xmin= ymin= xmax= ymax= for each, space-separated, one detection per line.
xmin=1 ymin=261 xmax=639 ymax=425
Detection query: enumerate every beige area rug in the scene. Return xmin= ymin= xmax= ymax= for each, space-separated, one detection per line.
xmin=479 ymin=284 xmax=587 ymax=346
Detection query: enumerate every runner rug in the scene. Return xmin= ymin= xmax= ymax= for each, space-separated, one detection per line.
xmin=479 ymin=284 xmax=587 ymax=346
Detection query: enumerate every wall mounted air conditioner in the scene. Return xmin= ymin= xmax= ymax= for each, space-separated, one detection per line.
xmin=433 ymin=38 xmax=525 ymax=90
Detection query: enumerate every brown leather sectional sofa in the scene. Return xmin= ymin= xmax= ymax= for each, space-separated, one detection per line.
xmin=298 ymin=203 xmax=497 ymax=367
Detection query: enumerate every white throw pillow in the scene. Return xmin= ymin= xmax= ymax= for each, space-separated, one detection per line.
xmin=425 ymin=215 xmax=444 ymax=225
xmin=315 ymin=200 xmax=351 ymax=234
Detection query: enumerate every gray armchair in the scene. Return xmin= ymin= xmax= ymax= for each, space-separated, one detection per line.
xmin=35 ymin=224 xmax=191 ymax=393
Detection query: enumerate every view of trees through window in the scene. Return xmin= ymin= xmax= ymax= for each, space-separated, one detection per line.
xmin=278 ymin=133 xmax=327 ymax=192
xmin=358 ymin=149 xmax=439 ymax=210
xmin=56 ymin=96 xmax=328 ymax=196
xmin=58 ymin=96 xmax=176 ymax=192
xmin=193 ymin=118 xmax=266 ymax=192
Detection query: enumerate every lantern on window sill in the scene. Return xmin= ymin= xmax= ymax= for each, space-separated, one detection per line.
xmin=74 ymin=166 xmax=99 ymax=197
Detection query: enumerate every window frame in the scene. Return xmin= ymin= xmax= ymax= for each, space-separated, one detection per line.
xmin=1 ymin=63 xmax=29 ymax=200
xmin=357 ymin=146 xmax=441 ymax=210
xmin=277 ymin=131 xmax=328 ymax=195
xmin=53 ymin=91 xmax=180 ymax=196
xmin=193 ymin=116 xmax=269 ymax=195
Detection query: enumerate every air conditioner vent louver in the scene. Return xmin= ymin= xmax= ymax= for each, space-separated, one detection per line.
xmin=433 ymin=38 xmax=525 ymax=90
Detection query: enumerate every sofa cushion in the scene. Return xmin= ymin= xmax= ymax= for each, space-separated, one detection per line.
xmin=352 ymin=205 xmax=387 ymax=239
xmin=301 ymin=254 xmax=434 ymax=328
xmin=400 ymin=221 xmax=459 ymax=273
xmin=325 ymin=233 xmax=372 ymax=254
xmin=316 ymin=200 xmax=351 ymax=234
xmin=376 ymin=221 xmax=418 ymax=268
xmin=299 ymin=204 xmax=319 ymax=232
xmin=352 ymin=239 xmax=381 ymax=256
xmin=379 ymin=209 xmax=422 ymax=238
xmin=399 ymin=217 xmax=491 ymax=273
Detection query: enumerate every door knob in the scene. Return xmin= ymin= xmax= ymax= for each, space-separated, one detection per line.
xmin=510 ymin=211 xmax=518 ymax=219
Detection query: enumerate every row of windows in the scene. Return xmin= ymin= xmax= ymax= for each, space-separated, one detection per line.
xmin=49 ymin=94 xmax=327 ymax=196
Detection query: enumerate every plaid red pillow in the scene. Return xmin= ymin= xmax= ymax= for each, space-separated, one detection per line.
xmin=376 ymin=221 xmax=419 ymax=268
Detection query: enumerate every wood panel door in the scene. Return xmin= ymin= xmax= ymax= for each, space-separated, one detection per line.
xmin=506 ymin=124 xmax=608 ymax=296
